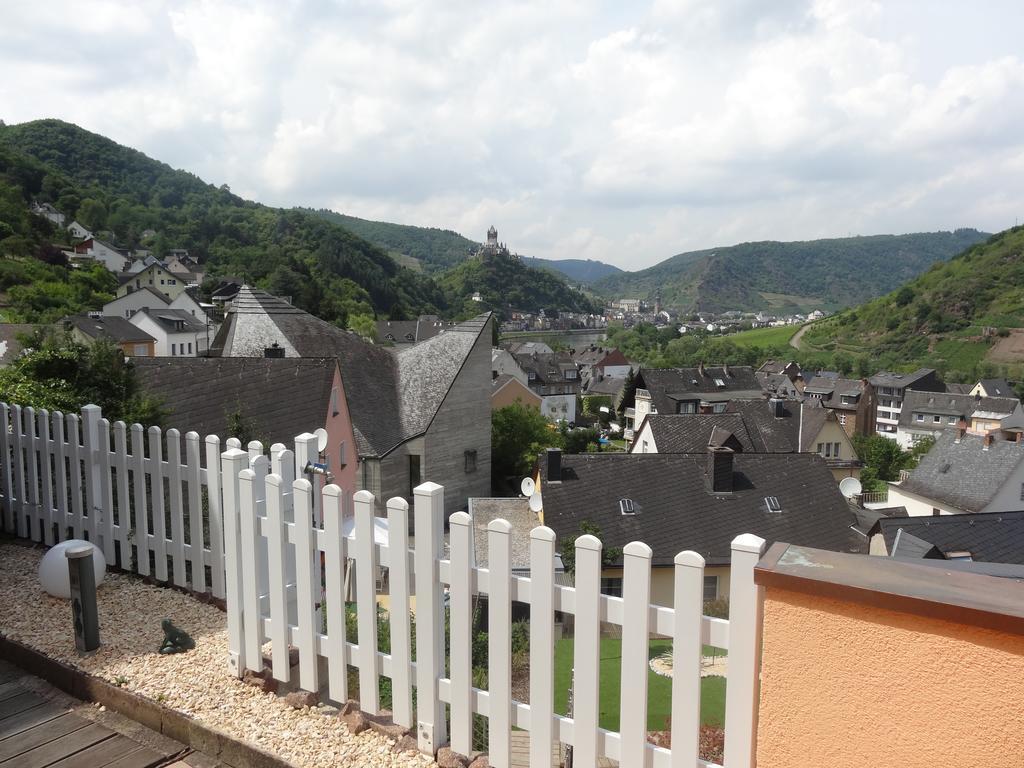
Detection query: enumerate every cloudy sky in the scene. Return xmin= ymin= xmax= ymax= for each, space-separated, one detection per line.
xmin=3 ymin=0 xmax=1023 ymax=269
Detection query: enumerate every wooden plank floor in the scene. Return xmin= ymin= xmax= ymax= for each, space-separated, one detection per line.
xmin=0 ymin=671 xmax=169 ymax=768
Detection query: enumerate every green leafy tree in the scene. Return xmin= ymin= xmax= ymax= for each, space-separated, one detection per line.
xmin=491 ymin=402 xmax=560 ymax=492
xmin=559 ymin=520 xmax=622 ymax=577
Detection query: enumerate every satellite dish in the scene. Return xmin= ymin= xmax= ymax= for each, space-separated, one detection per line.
xmin=529 ymin=492 xmax=543 ymax=513
xmin=521 ymin=477 xmax=536 ymax=497
xmin=314 ymin=428 xmax=329 ymax=453
xmin=839 ymin=477 xmax=862 ymax=499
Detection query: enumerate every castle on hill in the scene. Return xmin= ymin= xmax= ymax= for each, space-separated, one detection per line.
xmin=476 ymin=226 xmax=519 ymax=261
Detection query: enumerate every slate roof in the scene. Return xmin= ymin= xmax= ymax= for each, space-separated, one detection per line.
xmin=898 ymin=390 xmax=1021 ymax=427
xmin=513 ymin=351 xmax=578 ymax=387
xmin=66 ymin=315 xmax=155 ymax=343
xmin=135 ymin=307 xmax=206 ymax=333
xmin=636 ymin=365 xmax=763 ymax=413
xmin=724 ymin=399 xmax=801 ymax=452
xmin=211 ymin=286 xmax=490 ymax=458
xmin=945 ymin=383 xmax=972 ymax=395
xmin=869 ymin=368 xmax=937 ymax=389
xmin=898 ymin=431 xmax=1024 ymax=512
xmin=851 ymin=505 xmax=907 ymax=536
xmin=376 ymin=315 xmax=450 ymax=346
xmin=978 ymin=378 xmax=1014 ymax=397
xmin=584 ymin=375 xmax=627 ymax=398
xmin=636 ymin=414 xmax=756 ymax=453
xmin=540 ymin=452 xmax=865 ymax=567
xmin=872 ymin=511 xmax=1024 ymax=565
xmin=131 ymin=357 xmax=338 ymax=447
xmin=757 ymin=372 xmax=799 ymax=398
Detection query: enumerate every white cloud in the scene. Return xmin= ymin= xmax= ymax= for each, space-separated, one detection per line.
xmin=1 ymin=0 xmax=1023 ymax=268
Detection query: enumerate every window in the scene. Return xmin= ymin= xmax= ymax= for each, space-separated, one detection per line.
xmin=838 ymin=414 xmax=846 ymax=426
xmin=171 ymin=343 xmax=176 ymax=355
xmin=677 ymin=402 xmax=697 ymax=414
xmin=464 ymin=449 xmax=477 ymax=473
xmin=703 ymin=575 xmax=719 ymax=601
xmin=331 ymin=387 xmax=339 ymax=416
xmin=916 ymin=413 xmax=925 ymax=422
xmin=948 ymin=416 xmax=958 ymax=425
xmin=841 ymin=395 xmax=856 ymax=405
xmin=764 ymin=496 xmax=782 ymax=513
xmin=408 ymin=455 xmax=421 ymax=497
xmin=712 ymin=403 xmax=727 ymax=414
xmin=619 ymin=498 xmax=635 ymax=515
xmin=133 ymin=344 xmax=147 ymax=356
xmin=833 ymin=442 xmax=841 ymax=458
xmin=187 ymin=342 xmax=192 ymax=354
xmin=933 ymin=415 xmax=941 ymax=424
xmin=817 ymin=442 xmax=824 ymax=455
xmin=877 ymin=410 xmax=890 ymax=420
xmin=600 ymin=578 xmax=623 ymax=597
xmin=160 ymin=279 xmax=165 ymax=285
xmin=713 ymin=378 xmax=726 ymax=388
xmin=641 ymin=440 xmax=649 ymax=453
xmin=931 ymin=508 xmax=941 ymax=516
xmin=169 ymin=279 xmax=176 ymax=285
xmin=528 ymin=372 xmax=537 ymax=381
xmin=339 ymin=441 xmax=347 ymax=468
xmin=564 ymin=369 xmax=577 ymax=380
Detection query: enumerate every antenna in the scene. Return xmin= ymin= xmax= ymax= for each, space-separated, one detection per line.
xmin=521 ymin=477 xmax=536 ymax=497
xmin=314 ymin=428 xmax=329 ymax=454
xmin=839 ymin=477 xmax=862 ymax=499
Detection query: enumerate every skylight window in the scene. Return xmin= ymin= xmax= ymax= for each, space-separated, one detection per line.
xmin=764 ymin=496 xmax=782 ymax=513
xmin=619 ymin=498 xmax=636 ymax=515
xmin=714 ymin=378 xmax=726 ymax=388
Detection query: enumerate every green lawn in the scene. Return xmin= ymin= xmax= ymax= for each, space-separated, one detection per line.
xmin=725 ymin=324 xmax=798 ymax=349
xmin=932 ymin=338 xmax=992 ymax=370
xmin=553 ymin=637 xmax=726 ymax=731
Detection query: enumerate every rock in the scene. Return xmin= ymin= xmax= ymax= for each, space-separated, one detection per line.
xmin=468 ymin=755 xmax=490 ymax=768
xmin=340 ymin=710 xmax=369 ymax=735
xmin=241 ymin=670 xmax=278 ymax=694
xmin=339 ymin=699 xmax=361 ymax=716
xmin=436 ymin=746 xmax=470 ymax=767
xmin=287 ymin=646 xmax=300 ymax=666
xmin=392 ymin=734 xmax=418 ymax=753
xmin=283 ymin=690 xmax=319 ymax=709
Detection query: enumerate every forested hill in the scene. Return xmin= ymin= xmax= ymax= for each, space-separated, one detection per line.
xmin=439 ymin=250 xmax=602 ymax=318
xmin=593 ymin=230 xmax=988 ymax=313
xmin=0 ymin=119 xmax=446 ymax=326
xmin=801 ymin=226 xmax=1024 ymax=380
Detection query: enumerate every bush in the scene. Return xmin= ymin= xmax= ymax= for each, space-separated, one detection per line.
xmin=703 ymin=598 xmax=729 ymax=619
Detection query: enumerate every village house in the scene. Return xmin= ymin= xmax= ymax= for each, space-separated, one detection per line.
xmin=128 ymin=307 xmax=209 ymax=357
xmin=64 ymin=314 xmax=155 ymax=357
xmin=870 ymin=368 xmax=944 ymax=437
xmin=895 ymin=389 xmax=1024 ymax=448
xmin=31 ymin=202 xmax=65 ymax=227
xmin=66 ymin=220 xmax=92 ymax=239
xmin=510 ymin=350 xmax=580 ymax=423
xmin=71 ymin=237 xmax=129 ymax=273
xmin=117 ymin=262 xmax=188 ymax=301
xmin=539 ymin=447 xmax=864 ymax=606
xmin=970 ymin=378 xmax=1015 ymax=398
xmin=629 ymin=364 xmax=763 ymax=431
xmin=491 ymin=374 xmax=542 ymax=411
xmin=103 ymin=285 xmax=214 ymax=326
xmin=802 ymin=373 xmax=876 ymax=437
xmin=209 ymin=286 xmax=492 ymax=516
xmin=887 ymin=430 xmax=1024 ymax=515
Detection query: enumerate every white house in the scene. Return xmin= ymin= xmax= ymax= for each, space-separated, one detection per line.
xmin=103 ymin=286 xmax=214 ymax=329
xmin=71 ymin=237 xmax=128 ymax=273
xmin=117 ymin=262 xmax=188 ymax=301
xmin=66 ymin=220 xmax=92 ymax=240
xmin=128 ymin=308 xmax=209 ymax=357
xmin=32 ymin=203 xmax=65 ymax=227
xmin=491 ymin=348 xmax=529 ymax=386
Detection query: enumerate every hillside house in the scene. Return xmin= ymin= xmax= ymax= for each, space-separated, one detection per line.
xmin=132 ymin=357 xmax=357 ymax=502
xmin=868 ymin=510 xmax=1024 ymax=571
xmin=870 ymin=368 xmax=944 ymax=437
xmin=71 ymin=237 xmax=129 ymax=273
xmin=539 ymin=447 xmax=864 ymax=606
xmin=802 ymin=374 xmax=876 ymax=437
xmin=31 ymin=202 xmax=65 ymax=227
xmin=895 ymin=390 xmax=1024 ymax=448
xmin=629 ymin=365 xmax=762 ymax=434
xmin=66 ymin=220 xmax=91 ymax=239
xmin=117 ymin=262 xmax=188 ymax=301
xmin=64 ymin=314 xmax=155 ymax=357
xmin=128 ymin=307 xmax=209 ymax=357
xmin=210 ymin=286 xmax=492 ymax=516
xmin=511 ymin=350 xmax=580 ymax=423
xmin=971 ymin=378 xmax=1015 ymax=398
xmin=491 ymin=348 xmax=528 ymax=386
xmin=491 ymin=374 xmax=542 ymax=411
xmin=887 ymin=430 xmax=1024 ymax=515
xmin=757 ymin=359 xmax=802 ymax=382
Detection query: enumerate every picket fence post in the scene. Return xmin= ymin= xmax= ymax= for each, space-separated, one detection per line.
xmin=448 ymin=511 xmax=473 ymax=756
xmin=724 ymin=533 xmax=766 ymax=768
xmin=220 ymin=447 xmax=249 ymax=677
xmin=0 ymin=404 xmax=12 ymax=533
xmin=322 ymin=484 xmax=348 ymax=703
xmin=205 ymin=435 xmax=225 ymax=600
xmin=24 ymin=407 xmax=40 ymax=542
xmin=671 ymin=551 xmax=706 ymax=768
xmin=37 ymin=409 xmax=54 ymax=546
xmin=150 ymin=427 xmax=169 ymax=582
xmin=529 ymin=526 xmax=557 ymax=768
xmin=386 ymin=496 xmax=413 ymax=729
xmin=293 ymin=478 xmax=319 ymax=694
xmin=413 ymin=481 xmax=447 ymax=754
xmin=11 ymin=405 xmax=26 ymax=538
xmin=487 ymin=518 xmax=513 ymax=768
xmin=265 ymin=472 xmax=290 ymax=683
xmin=81 ymin=404 xmax=103 ymax=550
xmin=572 ymin=534 xmax=602 ymax=768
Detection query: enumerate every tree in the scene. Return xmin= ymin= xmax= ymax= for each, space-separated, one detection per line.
xmin=559 ymin=520 xmax=622 ymax=576
xmin=852 ymin=434 xmax=928 ymax=491
xmin=491 ymin=402 xmax=559 ymax=492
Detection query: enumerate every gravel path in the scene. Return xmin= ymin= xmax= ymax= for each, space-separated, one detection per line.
xmin=0 ymin=542 xmax=435 ymax=768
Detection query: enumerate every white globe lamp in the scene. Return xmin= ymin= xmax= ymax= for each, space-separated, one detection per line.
xmin=38 ymin=539 xmax=106 ymax=598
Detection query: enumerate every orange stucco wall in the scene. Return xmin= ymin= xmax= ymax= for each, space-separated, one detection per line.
xmin=757 ymin=586 xmax=1024 ymax=768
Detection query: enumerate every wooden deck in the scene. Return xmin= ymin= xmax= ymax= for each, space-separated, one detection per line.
xmin=0 ymin=663 xmax=173 ymax=768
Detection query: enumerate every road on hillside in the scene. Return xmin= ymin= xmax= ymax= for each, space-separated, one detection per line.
xmin=789 ymin=323 xmax=811 ymax=350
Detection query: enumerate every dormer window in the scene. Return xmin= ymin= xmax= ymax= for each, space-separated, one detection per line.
xmin=714 ymin=378 xmax=726 ymax=388
xmin=764 ymin=496 xmax=782 ymax=513
xmin=619 ymin=498 xmax=635 ymax=515
xmin=528 ymin=372 xmax=537 ymax=381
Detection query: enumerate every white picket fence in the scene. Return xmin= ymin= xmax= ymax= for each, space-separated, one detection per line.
xmin=0 ymin=402 xmax=323 ymax=601
xmin=224 ymin=449 xmax=766 ymax=768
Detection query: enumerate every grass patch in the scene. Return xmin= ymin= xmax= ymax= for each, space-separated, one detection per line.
xmin=932 ymin=338 xmax=991 ymax=370
xmin=725 ymin=324 xmax=799 ymax=349
xmin=553 ymin=637 xmax=726 ymax=731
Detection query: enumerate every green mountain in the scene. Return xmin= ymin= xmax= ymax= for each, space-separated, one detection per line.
xmin=303 ymin=208 xmax=623 ymax=284
xmin=438 ymin=249 xmax=602 ymax=318
xmin=0 ymin=119 xmax=449 ymax=326
xmin=801 ymin=226 xmax=1024 ymax=379
xmin=593 ymin=230 xmax=989 ymax=313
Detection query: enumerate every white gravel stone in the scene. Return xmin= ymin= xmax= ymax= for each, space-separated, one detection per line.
xmin=0 ymin=543 xmax=436 ymax=768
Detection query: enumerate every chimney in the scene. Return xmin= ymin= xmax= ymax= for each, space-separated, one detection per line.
xmin=723 ymin=363 xmax=730 ymax=377
xmin=706 ymin=446 xmax=734 ymax=494
xmin=546 ymin=448 xmax=562 ymax=483
xmin=264 ymin=341 xmax=285 ymax=358
xmin=769 ymin=397 xmax=784 ymax=418
xmin=956 ymin=419 xmax=967 ymax=442
xmin=698 ymin=361 xmax=706 ymax=377
xmin=983 ymin=434 xmax=993 ymax=451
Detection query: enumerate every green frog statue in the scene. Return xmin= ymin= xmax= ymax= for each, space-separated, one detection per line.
xmin=159 ymin=619 xmax=196 ymax=654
